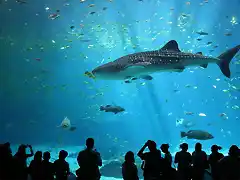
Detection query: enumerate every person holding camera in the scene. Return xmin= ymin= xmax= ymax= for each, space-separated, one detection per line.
xmin=137 ymin=140 xmax=163 ymax=180
xmin=13 ymin=144 xmax=34 ymax=180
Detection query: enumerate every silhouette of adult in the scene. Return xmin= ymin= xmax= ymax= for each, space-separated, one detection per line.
xmin=160 ymin=144 xmax=172 ymax=167
xmin=76 ymin=138 xmax=102 ymax=180
xmin=12 ymin=144 xmax=34 ymax=180
xmin=208 ymin=145 xmax=224 ymax=180
xmin=192 ymin=143 xmax=208 ymax=180
xmin=0 ymin=142 xmax=13 ymax=180
xmin=218 ymin=145 xmax=240 ymax=180
xmin=122 ymin=151 xmax=139 ymax=180
xmin=53 ymin=150 xmax=70 ymax=180
xmin=137 ymin=140 xmax=162 ymax=180
xmin=42 ymin=151 xmax=54 ymax=180
xmin=174 ymin=143 xmax=192 ymax=180
xmin=29 ymin=151 xmax=43 ymax=180
xmin=160 ymin=144 xmax=176 ymax=180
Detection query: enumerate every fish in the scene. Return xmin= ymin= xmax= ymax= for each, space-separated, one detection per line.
xmin=16 ymin=0 xmax=27 ymax=4
xmin=57 ymin=117 xmax=76 ymax=131
xmin=196 ymin=31 xmax=209 ymax=35
xmin=225 ymin=32 xmax=232 ymax=36
xmin=91 ymin=40 xmax=240 ymax=81
xmin=100 ymin=105 xmax=125 ymax=114
xmin=181 ymin=130 xmax=214 ymax=140
xmin=184 ymin=111 xmax=194 ymax=115
xmin=57 ymin=117 xmax=71 ymax=128
xmin=176 ymin=118 xmax=195 ymax=128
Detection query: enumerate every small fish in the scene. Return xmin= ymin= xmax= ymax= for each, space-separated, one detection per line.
xmin=225 ymin=32 xmax=232 ymax=36
xmin=199 ymin=113 xmax=206 ymax=117
xmin=219 ymin=113 xmax=227 ymax=117
xmin=84 ymin=71 xmax=96 ymax=79
xmin=181 ymin=130 xmax=214 ymax=140
xmin=89 ymin=4 xmax=95 ymax=7
xmin=184 ymin=111 xmax=194 ymax=115
xmin=16 ymin=0 xmax=27 ymax=4
xmin=207 ymin=42 xmax=212 ymax=45
xmin=197 ymin=38 xmax=202 ymax=41
xmin=196 ymin=31 xmax=208 ymax=35
xmin=49 ymin=13 xmax=60 ymax=20
xmin=103 ymin=7 xmax=107 ymax=10
xmin=100 ymin=105 xmax=125 ymax=114
xmin=80 ymin=39 xmax=91 ymax=42
xmin=70 ymin=26 xmax=75 ymax=29
xmin=90 ymin=12 xmax=96 ymax=15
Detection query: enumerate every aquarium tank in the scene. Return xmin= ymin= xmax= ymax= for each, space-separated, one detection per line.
xmin=0 ymin=0 xmax=240 ymax=179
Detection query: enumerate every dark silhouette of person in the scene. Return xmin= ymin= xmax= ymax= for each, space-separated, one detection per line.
xmin=137 ymin=140 xmax=162 ymax=180
xmin=29 ymin=151 xmax=43 ymax=180
xmin=76 ymin=138 xmax=102 ymax=180
xmin=208 ymin=145 xmax=224 ymax=180
xmin=218 ymin=145 xmax=240 ymax=180
xmin=0 ymin=142 xmax=13 ymax=180
xmin=42 ymin=151 xmax=55 ymax=180
xmin=174 ymin=143 xmax=192 ymax=180
xmin=160 ymin=144 xmax=172 ymax=167
xmin=54 ymin=150 xmax=70 ymax=180
xmin=122 ymin=151 xmax=139 ymax=180
xmin=191 ymin=143 xmax=208 ymax=180
xmin=160 ymin=144 xmax=176 ymax=180
xmin=12 ymin=144 xmax=34 ymax=180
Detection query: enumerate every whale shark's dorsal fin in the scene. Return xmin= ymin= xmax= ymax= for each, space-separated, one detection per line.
xmin=196 ymin=52 xmax=203 ymax=55
xmin=160 ymin=40 xmax=181 ymax=52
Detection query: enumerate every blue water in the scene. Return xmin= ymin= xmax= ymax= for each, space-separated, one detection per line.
xmin=0 ymin=0 xmax=240 ymax=176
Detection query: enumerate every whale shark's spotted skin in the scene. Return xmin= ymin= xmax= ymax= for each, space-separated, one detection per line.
xmin=91 ymin=40 xmax=240 ymax=81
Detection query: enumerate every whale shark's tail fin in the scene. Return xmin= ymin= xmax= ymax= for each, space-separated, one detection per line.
xmin=217 ymin=45 xmax=240 ymax=78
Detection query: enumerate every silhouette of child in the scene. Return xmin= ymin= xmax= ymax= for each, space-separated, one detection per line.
xmin=42 ymin=151 xmax=55 ymax=180
xmin=192 ymin=143 xmax=208 ymax=180
xmin=29 ymin=151 xmax=43 ymax=180
xmin=122 ymin=151 xmax=139 ymax=180
xmin=174 ymin=143 xmax=192 ymax=180
xmin=209 ymin=145 xmax=224 ymax=180
xmin=54 ymin=150 xmax=70 ymax=180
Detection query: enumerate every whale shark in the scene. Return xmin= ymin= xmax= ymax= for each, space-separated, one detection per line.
xmin=91 ymin=40 xmax=240 ymax=82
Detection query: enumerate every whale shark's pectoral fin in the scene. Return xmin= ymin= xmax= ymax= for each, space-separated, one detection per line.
xmin=200 ymin=64 xmax=208 ymax=68
xmin=160 ymin=40 xmax=181 ymax=52
xmin=174 ymin=67 xmax=185 ymax=72
xmin=140 ymin=75 xmax=153 ymax=80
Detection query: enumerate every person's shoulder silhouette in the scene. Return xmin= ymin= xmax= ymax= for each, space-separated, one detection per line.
xmin=122 ymin=151 xmax=139 ymax=180
xmin=29 ymin=151 xmax=43 ymax=180
xmin=54 ymin=150 xmax=70 ymax=180
xmin=76 ymin=138 xmax=102 ymax=180
xmin=42 ymin=151 xmax=54 ymax=180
